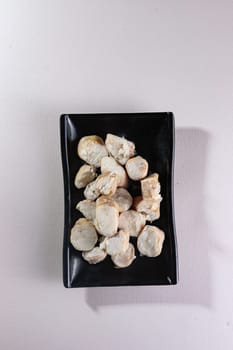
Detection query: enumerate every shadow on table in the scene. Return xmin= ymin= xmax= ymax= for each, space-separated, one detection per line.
xmin=86 ymin=127 xmax=212 ymax=310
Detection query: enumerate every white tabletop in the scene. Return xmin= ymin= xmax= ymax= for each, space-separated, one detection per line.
xmin=0 ymin=1 xmax=233 ymax=349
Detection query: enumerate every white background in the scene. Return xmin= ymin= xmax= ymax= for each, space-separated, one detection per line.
xmin=0 ymin=1 xmax=233 ymax=349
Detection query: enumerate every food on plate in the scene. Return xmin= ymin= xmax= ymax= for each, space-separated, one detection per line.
xmin=83 ymin=180 xmax=100 ymax=200
xmin=105 ymin=133 xmax=135 ymax=165
xmin=74 ymin=164 xmax=96 ymax=189
xmin=110 ymin=188 xmax=133 ymax=213
xmin=111 ymin=243 xmax=136 ymax=268
xmin=72 ymin=132 xmax=165 ymax=267
xmin=141 ymin=173 xmax=161 ymax=199
xmin=82 ymin=247 xmax=107 ymax=264
xmin=77 ymin=135 xmax=108 ymax=167
xmin=137 ymin=225 xmax=165 ymax=257
xmin=125 ymin=156 xmax=148 ymax=181
xmin=101 ymin=156 xmax=128 ymax=188
xmin=118 ymin=209 xmax=146 ymax=237
xmin=76 ymin=199 xmax=96 ymax=222
xmin=95 ymin=171 xmax=118 ymax=196
xmin=95 ymin=196 xmax=119 ymax=237
xmin=70 ymin=218 xmax=98 ymax=251
xmin=104 ymin=230 xmax=129 ymax=256
xmin=84 ymin=172 xmax=118 ymax=199
xmin=133 ymin=196 xmax=161 ymax=221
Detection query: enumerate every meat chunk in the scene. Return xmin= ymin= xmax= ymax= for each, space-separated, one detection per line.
xmin=84 ymin=180 xmax=100 ymax=200
xmin=74 ymin=164 xmax=96 ymax=189
xmin=83 ymin=172 xmax=118 ymax=200
xmin=95 ymin=172 xmax=118 ymax=196
xmin=110 ymin=188 xmax=133 ymax=212
xmin=141 ymin=173 xmax=161 ymax=199
xmin=105 ymin=133 xmax=135 ymax=165
xmin=95 ymin=196 xmax=119 ymax=237
xmin=133 ymin=196 xmax=161 ymax=221
xmin=118 ymin=209 xmax=146 ymax=237
xmin=111 ymin=243 xmax=136 ymax=268
xmin=137 ymin=225 xmax=165 ymax=257
xmin=70 ymin=218 xmax=98 ymax=251
xmin=77 ymin=135 xmax=108 ymax=167
xmin=101 ymin=156 xmax=128 ymax=188
xmin=105 ymin=230 xmax=129 ymax=256
xmin=82 ymin=247 xmax=107 ymax=264
xmin=76 ymin=199 xmax=96 ymax=222
xmin=125 ymin=156 xmax=148 ymax=181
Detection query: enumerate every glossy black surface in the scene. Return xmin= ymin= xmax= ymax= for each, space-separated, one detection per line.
xmin=60 ymin=113 xmax=178 ymax=288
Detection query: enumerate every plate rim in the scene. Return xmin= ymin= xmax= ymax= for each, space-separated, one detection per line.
xmin=60 ymin=112 xmax=178 ymax=288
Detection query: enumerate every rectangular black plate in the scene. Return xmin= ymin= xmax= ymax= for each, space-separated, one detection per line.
xmin=60 ymin=113 xmax=178 ymax=288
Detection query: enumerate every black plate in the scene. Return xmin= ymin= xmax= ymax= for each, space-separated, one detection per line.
xmin=60 ymin=113 xmax=178 ymax=288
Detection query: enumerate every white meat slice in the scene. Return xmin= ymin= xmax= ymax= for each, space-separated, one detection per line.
xmin=110 ymin=188 xmax=133 ymax=212
xmin=105 ymin=133 xmax=135 ymax=165
xmin=101 ymin=156 xmax=128 ymax=187
xmin=77 ymin=135 xmax=108 ymax=167
xmin=76 ymin=199 xmax=96 ymax=222
xmin=95 ymin=172 xmax=118 ymax=196
xmin=83 ymin=180 xmax=100 ymax=200
xmin=70 ymin=218 xmax=98 ymax=251
xmin=111 ymin=243 xmax=136 ymax=268
xmin=125 ymin=156 xmax=148 ymax=181
xmin=118 ymin=209 xmax=146 ymax=237
xmin=82 ymin=247 xmax=107 ymax=264
xmin=141 ymin=173 xmax=161 ymax=199
xmin=105 ymin=230 xmax=129 ymax=256
xmin=133 ymin=196 xmax=161 ymax=222
xmin=95 ymin=196 xmax=119 ymax=237
xmin=84 ymin=171 xmax=117 ymax=200
xmin=137 ymin=225 xmax=165 ymax=257
xmin=74 ymin=164 xmax=96 ymax=189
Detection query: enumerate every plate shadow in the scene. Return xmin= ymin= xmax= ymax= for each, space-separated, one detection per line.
xmin=85 ymin=127 xmax=212 ymax=310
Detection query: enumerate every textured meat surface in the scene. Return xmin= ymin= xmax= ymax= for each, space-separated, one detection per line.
xmin=126 ymin=156 xmax=148 ymax=181
xmin=82 ymin=247 xmax=107 ymax=264
xmin=77 ymin=135 xmax=108 ymax=167
xmin=101 ymin=156 xmax=128 ymax=187
xmin=141 ymin=173 xmax=161 ymax=199
xmin=110 ymin=188 xmax=133 ymax=212
xmin=137 ymin=225 xmax=165 ymax=257
xmin=95 ymin=196 xmax=119 ymax=236
xmin=133 ymin=196 xmax=161 ymax=221
xmin=118 ymin=209 xmax=146 ymax=237
xmin=105 ymin=230 xmax=129 ymax=256
xmin=70 ymin=218 xmax=98 ymax=251
xmin=105 ymin=133 xmax=135 ymax=165
xmin=76 ymin=199 xmax=96 ymax=222
xmin=74 ymin=164 xmax=96 ymax=189
xmin=111 ymin=243 xmax=136 ymax=268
